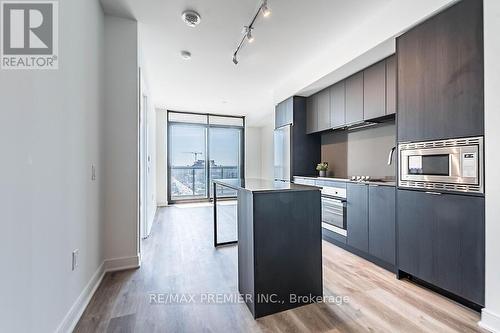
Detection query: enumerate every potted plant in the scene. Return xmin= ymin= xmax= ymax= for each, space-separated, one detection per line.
xmin=316 ymin=162 xmax=328 ymax=177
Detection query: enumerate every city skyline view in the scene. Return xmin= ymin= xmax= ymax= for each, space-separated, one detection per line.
xmin=170 ymin=125 xmax=241 ymax=166
xmin=169 ymin=123 xmax=243 ymax=199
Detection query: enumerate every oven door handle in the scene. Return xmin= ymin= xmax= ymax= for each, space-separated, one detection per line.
xmin=321 ymin=195 xmax=346 ymax=203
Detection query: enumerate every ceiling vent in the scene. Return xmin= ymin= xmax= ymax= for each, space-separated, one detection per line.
xmin=182 ymin=10 xmax=201 ymax=27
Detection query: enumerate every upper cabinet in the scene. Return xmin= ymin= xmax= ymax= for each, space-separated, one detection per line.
xmin=306 ymin=89 xmax=330 ymax=133
xmin=275 ymin=97 xmax=293 ymax=129
xmin=386 ymin=55 xmax=396 ymax=116
xmin=306 ymin=96 xmax=317 ymax=134
xmin=397 ymin=0 xmax=484 ymax=142
xmin=306 ymin=55 xmax=397 ymax=134
xmin=345 ymin=72 xmax=364 ymax=125
xmin=330 ymin=81 xmax=346 ymax=128
xmin=316 ymin=89 xmax=331 ymax=132
xmin=363 ymin=60 xmax=386 ymax=120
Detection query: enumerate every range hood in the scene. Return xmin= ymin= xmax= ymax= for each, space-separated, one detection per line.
xmin=331 ymin=120 xmax=379 ymax=132
xmin=346 ymin=121 xmax=379 ymax=131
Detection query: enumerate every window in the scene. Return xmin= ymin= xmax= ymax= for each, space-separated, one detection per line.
xmin=167 ymin=112 xmax=244 ymax=202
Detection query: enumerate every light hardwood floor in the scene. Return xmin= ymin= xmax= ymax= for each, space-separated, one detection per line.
xmin=75 ymin=203 xmax=485 ymax=333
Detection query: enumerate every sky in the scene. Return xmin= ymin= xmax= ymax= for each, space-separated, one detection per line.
xmin=170 ymin=125 xmax=242 ymax=166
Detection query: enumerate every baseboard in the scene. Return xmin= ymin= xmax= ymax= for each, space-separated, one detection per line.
xmin=480 ymin=308 xmax=500 ymax=333
xmin=104 ymin=255 xmax=141 ymax=272
xmin=55 ymin=263 xmax=105 ymax=333
xmin=56 ymin=255 xmax=141 ymax=333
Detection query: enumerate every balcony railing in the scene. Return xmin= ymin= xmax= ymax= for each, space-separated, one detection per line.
xmin=170 ymin=166 xmax=239 ymax=199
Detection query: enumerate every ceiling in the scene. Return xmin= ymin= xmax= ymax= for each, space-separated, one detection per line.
xmin=100 ymin=0 xmax=399 ymax=124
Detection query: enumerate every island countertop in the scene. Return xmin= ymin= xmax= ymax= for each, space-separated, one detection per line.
xmin=213 ymin=178 xmax=320 ymax=193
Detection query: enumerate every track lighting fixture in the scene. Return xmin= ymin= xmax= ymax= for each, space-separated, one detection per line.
xmin=231 ymin=0 xmax=271 ymax=65
xmin=245 ymin=26 xmax=255 ymax=43
xmin=262 ymin=0 xmax=271 ymax=17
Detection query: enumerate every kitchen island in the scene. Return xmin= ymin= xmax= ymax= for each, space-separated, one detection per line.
xmin=213 ymin=178 xmax=322 ymax=318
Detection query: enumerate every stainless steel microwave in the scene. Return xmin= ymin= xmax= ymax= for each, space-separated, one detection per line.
xmin=399 ymin=136 xmax=483 ymax=194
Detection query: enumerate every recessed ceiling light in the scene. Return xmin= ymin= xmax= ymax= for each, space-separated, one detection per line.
xmin=180 ymin=50 xmax=192 ymax=60
xmin=181 ymin=10 xmax=201 ymax=27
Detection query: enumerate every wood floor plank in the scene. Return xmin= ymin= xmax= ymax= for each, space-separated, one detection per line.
xmin=74 ymin=204 xmax=483 ymax=333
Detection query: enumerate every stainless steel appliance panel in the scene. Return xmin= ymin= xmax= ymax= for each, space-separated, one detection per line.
xmin=398 ymin=136 xmax=483 ymax=193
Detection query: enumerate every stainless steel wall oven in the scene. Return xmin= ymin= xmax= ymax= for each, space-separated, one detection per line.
xmin=321 ymin=186 xmax=347 ymax=236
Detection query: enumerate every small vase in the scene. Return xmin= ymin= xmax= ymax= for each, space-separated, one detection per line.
xmin=319 ymin=170 xmax=327 ymax=177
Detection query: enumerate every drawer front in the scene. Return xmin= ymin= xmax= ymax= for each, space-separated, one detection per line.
xmin=293 ymin=177 xmax=316 ymax=186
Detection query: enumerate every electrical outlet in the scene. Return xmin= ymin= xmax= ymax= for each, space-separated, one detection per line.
xmin=91 ymin=165 xmax=96 ymax=181
xmin=72 ymin=249 xmax=79 ymax=271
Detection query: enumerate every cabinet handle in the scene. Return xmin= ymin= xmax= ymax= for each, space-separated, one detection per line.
xmin=425 ymin=191 xmax=442 ymax=195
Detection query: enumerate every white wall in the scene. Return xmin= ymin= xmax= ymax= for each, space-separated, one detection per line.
xmin=0 ymin=0 xmax=104 ymax=332
xmin=245 ymin=127 xmax=262 ymax=178
xmin=156 ymin=109 xmax=168 ymax=205
xmin=260 ymin=113 xmax=275 ymax=180
xmin=138 ymin=34 xmax=157 ymax=237
xmin=102 ymin=16 xmax=140 ymax=265
xmin=145 ymin=95 xmax=157 ymax=234
xmin=480 ymin=0 xmax=500 ymax=331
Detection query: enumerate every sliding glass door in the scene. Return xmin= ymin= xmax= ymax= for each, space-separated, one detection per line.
xmin=169 ymin=123 xmax=207 ymax=201
xmin=167 ymin=112 xmax=244 ymax=203
xmin=209 ymin=127 xmax=243 ymax=198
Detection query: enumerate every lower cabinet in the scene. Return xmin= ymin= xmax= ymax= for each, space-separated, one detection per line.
xmin=346 ymin=183 xmax=369 ymax=252
xmin=346 ymin=183 xmax=395 ymax=267
xmin=397 ymin=189 xmax=485 ymax=306
xmin=368 ymin=185 xmax=395 ymax=265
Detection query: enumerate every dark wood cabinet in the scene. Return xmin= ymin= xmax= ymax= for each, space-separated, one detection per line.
xmin=397 ymin=0 xmax=484 ymax=142
xmin=345 ymin=72 xmax=364 ymax=125
xmin=316 ymin=88 xmax=331 ymax=132
xmin=306 ymin=95 xmax=317 ymax=134
xmin=305 ymin=55 xmax=395 ymax=134
xmin=368 ymin=185 xmax=395 ymax=265
xmin=275 ymin=98 xmax=293 ymax=129
xmin=330 ymin=81 xmax=346 ymax=128
xmin=397 ymin=189 xmax=485 ymax=306
xmin=346 ymin=183 xmax=369 ymax=252
xmin=363 ymin=61 xmax=386 ymax=120
xmin=397 ymin=190 xmax=436 ymax=283
xmin=386 ymin=55 xmax=396 ymax=116
xmin=290 ymin=97 xmax=322 ymax=176
xmin=307 ymin=89 xmax=330 ymax=133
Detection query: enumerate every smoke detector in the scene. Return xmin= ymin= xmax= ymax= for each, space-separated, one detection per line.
xmin=182 ymin=10 xmax=201 ymax=27
xmin=180 ymin=50 xmax=192 ymax=60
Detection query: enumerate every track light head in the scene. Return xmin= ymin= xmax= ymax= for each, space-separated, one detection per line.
xmin=232 ymin=53 xmax=238 ymax=65
xmin=246 ymin=27 xmax=255 ymax=43
xmin=262 ymin=0 xmax=271 ymax=17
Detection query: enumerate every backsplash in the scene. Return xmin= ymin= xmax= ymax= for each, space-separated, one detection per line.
xmin=321 ymin=120 xmax=396 ymax=178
